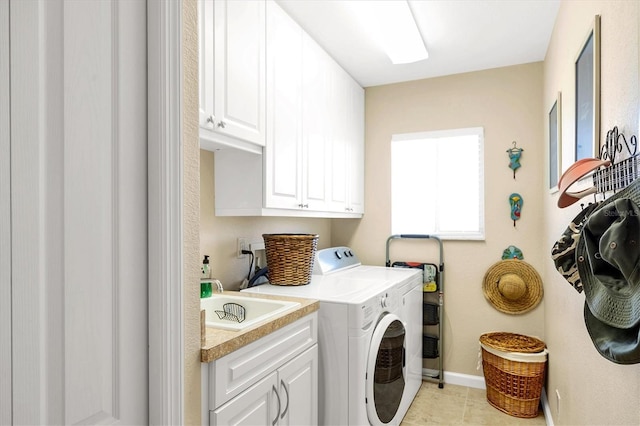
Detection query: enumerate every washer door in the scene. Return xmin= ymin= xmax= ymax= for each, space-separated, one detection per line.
xmin=365 ymin=313 xmax=407 ymax=425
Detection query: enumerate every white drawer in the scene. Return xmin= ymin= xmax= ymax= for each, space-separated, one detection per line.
xmin=209 ymin=312 xmax=318 ymax=409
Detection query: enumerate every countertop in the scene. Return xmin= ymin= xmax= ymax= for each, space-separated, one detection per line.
xmin=200 ymin=291 xmax=319 ymax=363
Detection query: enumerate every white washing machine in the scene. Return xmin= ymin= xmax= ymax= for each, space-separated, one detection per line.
xmin=242 ymin=247 xmax=423 ymax=425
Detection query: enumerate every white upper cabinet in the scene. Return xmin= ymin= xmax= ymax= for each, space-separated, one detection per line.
xmin=264 ymin=3 xmax=332 ymax=213
xmin=302 ymin=32 xmax=332 ymax=213
xmin=325 ymin=57 xmax=365 ymax=215
xmin=264 ymin=2 xmax=304 ymax=210
xmin=345 ymin=76 xmax=365 ymax=214
xmin=210 ymin=0 xmax=365 ymax=217
xmin=199 ymin=0 xmax=266 ymax=154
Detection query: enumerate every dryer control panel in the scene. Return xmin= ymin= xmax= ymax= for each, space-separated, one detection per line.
xmin=313 ymin=246 xmax=361 ymax=275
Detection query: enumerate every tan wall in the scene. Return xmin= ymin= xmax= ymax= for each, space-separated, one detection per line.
xmin=542 ymin=1 xmax=640 ymax=425
xmin=332 ymin=62 xmax=546 ymax=377
xmin=200 ymin=150 xmax=333 ymax=290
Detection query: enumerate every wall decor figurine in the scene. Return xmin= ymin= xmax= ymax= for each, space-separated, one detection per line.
xmin=502 ymin=245 xmax=524 ymax=260
xmin=509 ymin=193 xmax=523 ymax=227
xmin=506 ymin=141 xmax=524 ymax=179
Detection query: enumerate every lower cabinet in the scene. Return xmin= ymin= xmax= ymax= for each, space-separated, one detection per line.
xmin=205 ymin=313 xmax=318 ymax=426
xmin=211 ymin=345 xmax=318 ymax=425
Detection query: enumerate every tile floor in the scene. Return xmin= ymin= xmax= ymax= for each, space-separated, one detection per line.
xmin=401 ymin=381 xmax=546 ymax=425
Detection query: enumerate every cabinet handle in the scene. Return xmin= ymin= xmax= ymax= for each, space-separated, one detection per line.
xmin=280 ymin=379 xmax=289 ymax=419
xmin=272 ymin=385 xmax=281 ymax=426
xmin=298 ymin=203 xmax=309 ymax=209
xmin=206 ymin=115 xmax=214 ymax=124
xmin=217 ymin=120 xmax=226 ymax=129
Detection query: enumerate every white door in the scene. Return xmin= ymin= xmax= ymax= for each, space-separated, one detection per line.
xmin=211 ymin=372 xmax=278 ymax=426
xmin=278 ymin=345 xmax=318 ymax=426
xmin=0 ymin=0 xmax=11 ymax=423
xmin=7 ymin=1 xmax=148 ymax=424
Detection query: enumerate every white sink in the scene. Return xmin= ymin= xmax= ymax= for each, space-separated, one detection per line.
xmin=201 ymin=293 xmax=300 ymax=331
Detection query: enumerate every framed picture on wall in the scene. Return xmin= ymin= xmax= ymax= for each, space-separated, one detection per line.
xmin=549 ymin=92 xmax=562 ymax=192
xmin=574 ymin=14 xmax=601 ymax=161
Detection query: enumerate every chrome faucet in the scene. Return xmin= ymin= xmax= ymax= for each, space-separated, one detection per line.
xmin=212 ymin=279 xmax=224 ymax=293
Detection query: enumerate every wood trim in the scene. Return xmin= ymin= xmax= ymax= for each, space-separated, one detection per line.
xmin=147 ymin=1 xmax=184 ymax=424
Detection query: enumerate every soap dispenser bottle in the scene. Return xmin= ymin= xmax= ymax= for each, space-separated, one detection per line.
xmin=202 ymin=255 xmax=211 ymax=279
xmin=201 ymin=255 xmax=212 ymax=298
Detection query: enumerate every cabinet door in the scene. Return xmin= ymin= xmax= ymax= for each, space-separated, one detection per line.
xmin=326 ymin=61 xmax=349 ymax=212
xmin=211 ymin=372 xmax=278 ymax=426
xmin=278 ymin=345 xmax=318 ymax=426
xmin=301 ymin=34 xmax=329 ymax=212
xmin=200 ymin=0 xmax=266 ymax=147
xmin=325 ymin=61 xmax=365 ymax=215
xmin=264 ymin=0 xmax=303 ymax=210
xmin=346 ymin=78 xmax=365 ymax=214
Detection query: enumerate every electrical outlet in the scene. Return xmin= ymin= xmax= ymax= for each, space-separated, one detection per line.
xmin=237 ymin=238 xmax=249 ymax=258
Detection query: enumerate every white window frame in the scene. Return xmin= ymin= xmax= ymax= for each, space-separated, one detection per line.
xmin=391 ymin=127 xmax=485 ymax=240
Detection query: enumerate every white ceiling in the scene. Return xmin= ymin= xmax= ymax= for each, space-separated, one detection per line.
xmin=276 ymin=0 xmax=561 ymax=88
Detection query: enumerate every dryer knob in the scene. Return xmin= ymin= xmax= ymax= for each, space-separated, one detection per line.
xmin=380 ymin=295 xmax=387 ymax=308
xmin=334 ymin=250 xmax=342 ymax=259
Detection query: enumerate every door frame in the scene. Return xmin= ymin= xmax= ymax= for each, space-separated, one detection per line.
xmin=148 ymin=1 xmax=185 ymax=424
xmin=0 ymin=0 xmax=10 ymax=423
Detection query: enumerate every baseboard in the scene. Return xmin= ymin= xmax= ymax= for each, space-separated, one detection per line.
xmin=428 ymin=369 xmax=554 ymax=426
xmin=423 ymin=369 xmax=486 ymax=389
xmin=540 ymin=388 xmax=554 ymax=426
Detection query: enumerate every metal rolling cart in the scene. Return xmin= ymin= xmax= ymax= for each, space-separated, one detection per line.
xmin=386 ymin=234 xmax=445 ymax=388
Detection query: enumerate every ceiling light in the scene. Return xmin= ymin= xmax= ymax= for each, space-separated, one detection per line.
xmin=347 ymin=0 xmax=428 ymax=65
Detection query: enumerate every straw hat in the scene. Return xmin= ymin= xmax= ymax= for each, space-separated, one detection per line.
xmin=483 ymin=259 xmax=543 ymax=314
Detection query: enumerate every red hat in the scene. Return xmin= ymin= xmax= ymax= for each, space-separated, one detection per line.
xmin=557 ymin=158 xmax=610 ymax=208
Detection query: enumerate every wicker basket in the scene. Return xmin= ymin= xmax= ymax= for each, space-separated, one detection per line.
xmin=480 ymin=332 xmax=548 ymax=418
xmin=263 ymin=234 xmax=319 ymax=286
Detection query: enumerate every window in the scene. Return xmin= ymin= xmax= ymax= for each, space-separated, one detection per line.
xmin=391 ymin=127 xmax=484 ymax=240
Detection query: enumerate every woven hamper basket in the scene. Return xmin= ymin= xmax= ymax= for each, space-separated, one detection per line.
xmin=480 ymin=332 xmax=547 ymax=418
xmin=263 ymin=234 xmax=319 ymax=286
